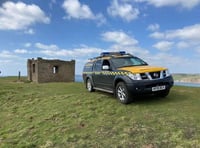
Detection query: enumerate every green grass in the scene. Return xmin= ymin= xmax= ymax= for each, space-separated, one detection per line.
xmin=0 ymin=77 xmax=200 ymax=147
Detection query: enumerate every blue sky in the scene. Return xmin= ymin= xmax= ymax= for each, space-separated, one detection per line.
xmin=0 ymin=0 xmax=200 ymax=76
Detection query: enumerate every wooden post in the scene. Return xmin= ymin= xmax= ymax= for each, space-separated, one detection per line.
xmin=18 ymin=71 xmax=21 ymax=81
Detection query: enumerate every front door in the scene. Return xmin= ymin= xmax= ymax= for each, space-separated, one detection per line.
xmin=100 ymin=60 xmax=115 ymax=91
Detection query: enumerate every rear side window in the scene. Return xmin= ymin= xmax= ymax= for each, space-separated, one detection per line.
xmin=93 ymin=60 xmax=102 ymax=71
xmin=83 ymin=62 xmax=93 ymax=72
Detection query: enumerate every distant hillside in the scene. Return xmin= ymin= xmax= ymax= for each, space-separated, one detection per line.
xmin=173 ymin=74 xmax=200 ymax=83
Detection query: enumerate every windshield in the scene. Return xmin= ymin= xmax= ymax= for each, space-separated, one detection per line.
xmin=111 ymin=57 xmax=148 ymax=68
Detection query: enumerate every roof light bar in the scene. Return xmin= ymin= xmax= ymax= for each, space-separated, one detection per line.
xmin=100 ymin=51 xmax=126 ymax=56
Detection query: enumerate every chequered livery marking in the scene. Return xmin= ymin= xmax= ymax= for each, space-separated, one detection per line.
xmin=83 ymin=71 xmax=129 ymax=76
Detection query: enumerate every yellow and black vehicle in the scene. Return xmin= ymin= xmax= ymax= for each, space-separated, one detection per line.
xmin=82 ymin=51 xmax=174 ymax=104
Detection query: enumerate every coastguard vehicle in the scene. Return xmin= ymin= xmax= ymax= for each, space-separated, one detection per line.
xmin=82 ymin=51 xmax=174 ymax=104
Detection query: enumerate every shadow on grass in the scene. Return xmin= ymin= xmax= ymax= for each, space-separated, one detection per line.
xmin=93 ymin=88 xmax=187 ymax=105
xmin=133 ymin=95 xmax=169 ymax=104
xmin=133 ymin=89 xmax=189 ymax=105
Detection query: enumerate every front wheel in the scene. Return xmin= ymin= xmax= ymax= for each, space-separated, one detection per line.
xmin=115 ymin=82 xmax=132 ymax=104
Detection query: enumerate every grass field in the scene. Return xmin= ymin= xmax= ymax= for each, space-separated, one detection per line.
xmin=0 ymin=77 xmax=200 ymax=147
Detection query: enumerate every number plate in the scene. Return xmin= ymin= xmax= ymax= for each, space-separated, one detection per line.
xmin=152 ymin=85 xmax=166 ymax=92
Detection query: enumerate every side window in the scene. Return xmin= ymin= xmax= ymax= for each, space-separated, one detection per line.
xmin=102 ymin=60 xmax=111 ymax=70
xmin=102 ymin=60 xmax=110 ymax=67
xmin=93 ymin=60 xmax=102 ymax=71
xmin=83 ymin=62 xmax=93 ymax=72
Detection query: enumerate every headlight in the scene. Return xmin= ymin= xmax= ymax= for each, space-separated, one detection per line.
xmin=128 ymin=73 xmax=142 ymax=80
xmin=165 ymin=69 xmax=171 ymax=77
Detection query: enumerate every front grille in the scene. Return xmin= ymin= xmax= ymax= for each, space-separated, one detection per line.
xmin=140 ymin=70 xmax=167 ymax=80
xmin=141 ymin=73 xmax=148 ymax=79
xmin=149 ymin=71 xmax=160 ymax=79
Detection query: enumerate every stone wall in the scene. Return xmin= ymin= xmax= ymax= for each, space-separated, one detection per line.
xmin=27 ymin=58 xmax=75 ymax=83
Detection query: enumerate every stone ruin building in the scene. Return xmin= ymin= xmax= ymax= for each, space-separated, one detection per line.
xmin=27 ymin=57 xmax=75 ymax=83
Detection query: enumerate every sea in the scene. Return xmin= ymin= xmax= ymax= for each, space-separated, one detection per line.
xmin=75 ymin=75 xmax=83 ymax=82
xmin=174 ymin=82 xmax=200 ymax=87
xmin=75 ymin=75 xmax=200 ymax=87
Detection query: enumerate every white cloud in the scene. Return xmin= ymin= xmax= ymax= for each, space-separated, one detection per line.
xmin=24 ymin=29 xmax=35 ymax=35
xmin=148 ymin=24 xmax=200 ymax=72
xmin=35 ymin=42 xmax=103 ymax=58
xmin=62 ymin=0 xmax=94 ymax=19
xmin=176 ymin=41 xmax=190 ymax=49
xmin=101 ymin=31 xmax=151 ymax=56
xmin=35 ymin=43 xmax=59 ymax=51
xmin=0 ymin=50 xmax=17 ymax=58
xmin=145 ymin=52 xmax=200 ymax=73
xmin=62 ymin=0 xmax=106 ymax=25
xmin=102 ymin=31 xmax=138 ymax=46
xmin=0 ymin=1 xmax=50 ymax=30
xmin=165 ymin=24 xmax=200 ymax=41
xmin=14 ymin=49 xmax=28 ymax=54
xmin=149 ymin=32 xmax=165 ymax=39
xmin=24 ymin=43 xmax=32 ymax=48
xmin=146 ymin=53 xmax=182 ymax=65
xmin=149 ymin=24 xmax=200 ymax=52
xmin=147 ymin=23 xmax=160 ymax=31
xmin=135 ymin=0 xmax=200 ymax=9
xmin=95 ymin=13 xmax=107 ymax=26
xmin=196 ymin=47 xmax=200 ymax=54
xmin=107 ymin=0 xmax=140 ymax=22
xmin=153 ymin=41 xmax=174 ymax=51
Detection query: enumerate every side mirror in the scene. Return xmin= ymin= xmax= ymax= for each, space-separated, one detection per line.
xmin=102 ymin=65 xmax=110 ymax=70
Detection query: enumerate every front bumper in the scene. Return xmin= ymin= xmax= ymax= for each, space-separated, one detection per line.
xmin=126 ymin=76 xmax=174 ymax=95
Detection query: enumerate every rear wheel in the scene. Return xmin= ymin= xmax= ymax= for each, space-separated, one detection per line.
xmin=115 ymin=82 xmax=132 ymax=104
xmin=86 ymin=79 xmax=94 ymax=92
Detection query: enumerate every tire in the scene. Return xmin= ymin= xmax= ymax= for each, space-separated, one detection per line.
xmin=86 ymin=79 xmax=94 ymax=92
xmin=115 ymin=82 xmax=132 ymax=104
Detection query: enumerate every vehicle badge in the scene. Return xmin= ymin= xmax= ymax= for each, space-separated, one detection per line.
xmin=153 ymin=72 xmax=159 ymax=78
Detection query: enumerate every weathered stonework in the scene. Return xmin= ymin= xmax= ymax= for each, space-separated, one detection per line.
xmin=27 ymin=58 xmax=75 ymax=83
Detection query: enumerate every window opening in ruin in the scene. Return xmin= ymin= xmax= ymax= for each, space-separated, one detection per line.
xmin=53 ymin=66 xmax=59 ymax=74
xmin=33 ymin=64 xmax=35 ymax=73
